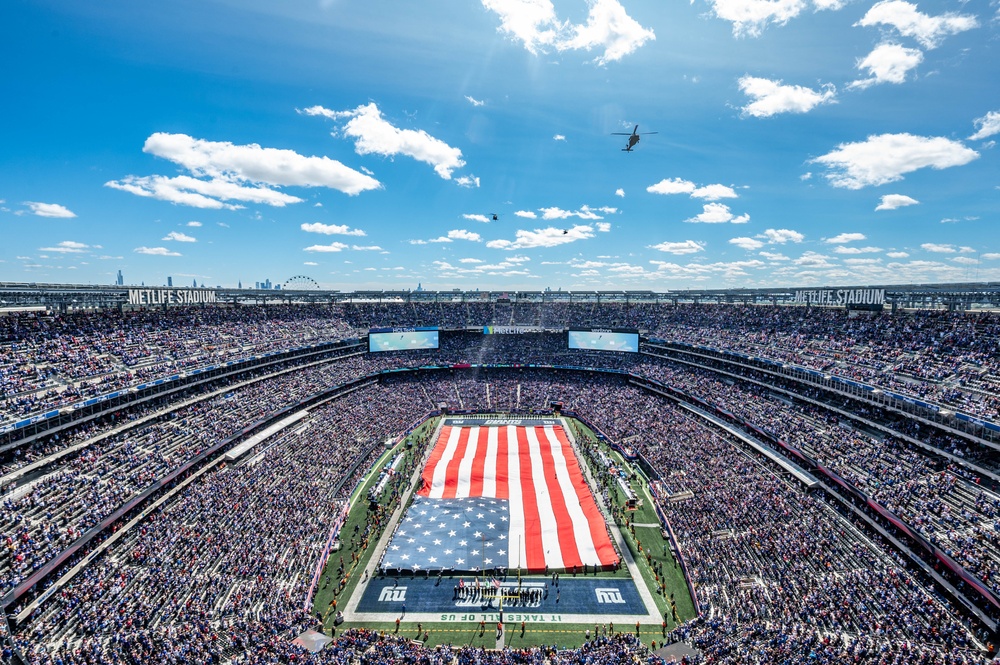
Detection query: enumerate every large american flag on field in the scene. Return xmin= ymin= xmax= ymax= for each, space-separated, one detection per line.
xmin=384 ymin=422 xmax=618 ymax=573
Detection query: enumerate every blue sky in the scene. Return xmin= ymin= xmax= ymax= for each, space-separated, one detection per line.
xmin=2 ymin=0 xmax=998 ymax=290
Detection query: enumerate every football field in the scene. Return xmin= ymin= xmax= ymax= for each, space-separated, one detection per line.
xmin=318 ymin=416 xmax=692 ymax=647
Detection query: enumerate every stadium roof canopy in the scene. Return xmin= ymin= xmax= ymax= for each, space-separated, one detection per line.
xmin=2 ymin=281 xmax=1000 ymax=311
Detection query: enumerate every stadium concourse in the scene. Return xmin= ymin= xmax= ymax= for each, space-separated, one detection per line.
xmin=0 ymin=292 xmax=996 ymax=663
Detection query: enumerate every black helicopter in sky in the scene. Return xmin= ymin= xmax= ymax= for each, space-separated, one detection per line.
xmin=612 ymin=125 xmax=657 ymax=152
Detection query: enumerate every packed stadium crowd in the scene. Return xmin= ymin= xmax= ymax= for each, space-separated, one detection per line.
xmin=15 ymin=370 xmax=992 ymax=663
xmin=624 ymin=357 xmax=1000 ymax=600
xmin=0 ymin=305 xmax=355 ymax=420
xmin=1 ymin=301 xmax=998 ymax=664
xmin=2 ymin=302 xmax=997 ymax=425
xmin=569 ymin=384 xmax=987 ymax=663
xmin=14 ymin=385 xmax=426 ymax=664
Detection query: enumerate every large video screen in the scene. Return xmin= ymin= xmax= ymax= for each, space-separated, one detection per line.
xmin=567 ymin=329 xmax=639 ymax=353
xmin=369 ymin=327 xmax=439 ymax=352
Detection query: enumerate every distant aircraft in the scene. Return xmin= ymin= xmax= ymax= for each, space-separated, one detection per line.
xmin=612 ymin=125 xmax=657 ymax=152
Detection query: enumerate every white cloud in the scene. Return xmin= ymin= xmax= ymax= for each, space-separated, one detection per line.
xmin=162 ymin=231 xmax=197 ymax=242
xmin=691 ymin=184 xmax=738 ymax=200
xmin=921 ymin=242 xmax=956 ymax=253
xmin=849 ymin=43 xmax=923 ymax=89
xmin=886 ymin=251 xmax=910 ymax=258
xmin=705 ymin=0 xmax=843 ymax=37
xmin=483 ymin=0 xmax=655 ymax=65
xmin=24 ymin=202 xmax=76 ymax=218
xmin=300 ymin=222 xmax=367 ymax=236
xmin=303 ymin=261 xmax=318 ymax=266
xmin=459 ymin=258 xmax=484 ymax=264
xmin=761 ymin=228 xmax=804 ymax=243
xmin=793 ymin=251 xmax=836 ymax=268
xmin=561 ymin=0 xmax=657 ymax=64
xmin=982 ymin=253 xmax=1000 ymax=260
xmin=759 ymin=251 xmax=789 ymax=261
xmin=647 ymin=178 xmax=738 ymax=200
xmin=685 ymin=203 xmax=750 ymax=224
xmin=107 ymin=133 xmax=381 ymax=210
xmin=833 ymin=245 xmax=883 ymax=254
xmin=553 ymin=134 xmax=566 ymax=141
xmin=649 ymin=240 xmax=706 ymax=255
xmin=108 ymin=174 xmax=300 ymax=209
xmin=855 ymin=1 xmax=978 ymax=49
xmin=615 ymin=188 xmax=625 ymax=197
xmin=515 ymin=210 xmax=537 ymax=218
xmin=647 ymin=177 xmax=695 ymax=195
xmin=186 ymin=221 xmax=202 ymax=227
xmin=351 ymin=245 xmax=383 ymax=251
xmin=970 ymin=111 xmax=1000 ymax=141
xmin=303 ymin=103 xmax=465 ymax=180
xmin=448 ymin=229 xmax=482 ymax=242
xmin=409 ymin=239 xmax=428 ymax=245
xmin=648 ymin=258 xmax=768 ymax=279
xmin=953 ymin=256 xmax=979 ymax=265
xmin=304 ymin=242 xmax=349 ymax=252
xmin=738 ymin=77 xmax=836 ymax=117
xmin=596 ymin=222 xmax=611 ymax=232
xmin=464 ymin=213 xmax=492 ymax=223
xmin=465 ymin=95 xmax=485 ymax=107
xmin=456 ymin=175 xmax=481 ymax=188
xmin=428 ymin=236 xmax=452 ymax=243
xmin=487 ymin=224 xmax=595 ymax=250
xmin=730 ymin=236 xmax=765 ymax=250
xmin=826 ymin=232 xmax=866 ymax=243
xmin=875 ymin=194 xmax=919 ymax=210
xmin=812 ymin=133 xmax=978 ymax=189
xmin=134 ymin=246 xmax=181 ymax=256
xmin=38 ymin=241 xmax=90 ymax=253
xmin=540 ymin=205 xmax=606 ymax=220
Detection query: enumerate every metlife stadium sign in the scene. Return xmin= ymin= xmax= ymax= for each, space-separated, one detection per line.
xmin=793 ymin=288 xmax=885 ymax=307
xmin=128 ymin=288 xmax=217 ymax=306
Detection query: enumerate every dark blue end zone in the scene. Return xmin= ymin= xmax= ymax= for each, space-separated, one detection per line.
xmin=357 ymin=575 xmax=644 ymax=617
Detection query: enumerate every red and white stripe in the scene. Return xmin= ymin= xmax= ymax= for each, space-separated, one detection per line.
xmin=419 ymin=424 xmax=618 ymax=572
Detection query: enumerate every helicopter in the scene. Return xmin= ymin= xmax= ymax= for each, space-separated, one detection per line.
xmin=612 ymin=125 xmax=657 ymax=152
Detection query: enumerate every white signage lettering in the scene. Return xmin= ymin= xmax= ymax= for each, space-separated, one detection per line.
xmin=128 ymin=289 xmax=217 ymax=306
xmin=793 ymin=288 xmax=885 ymax=307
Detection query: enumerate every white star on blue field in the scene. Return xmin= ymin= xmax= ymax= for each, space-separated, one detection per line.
xmin=2 ymin=0 xmax=998 ymax=289
xmin=383 ymin=496 xmax=509 ymax=572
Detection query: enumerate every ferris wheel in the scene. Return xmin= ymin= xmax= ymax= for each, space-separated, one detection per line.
xmin=282 ymin=275 xmax=321 ymax=290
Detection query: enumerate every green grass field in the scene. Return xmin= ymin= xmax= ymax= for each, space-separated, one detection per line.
xmin=313 ymin=416 xmax=697 ymax=648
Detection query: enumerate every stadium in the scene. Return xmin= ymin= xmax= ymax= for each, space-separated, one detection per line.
xmin=0 ymin=282 xmax=995 ymax=664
